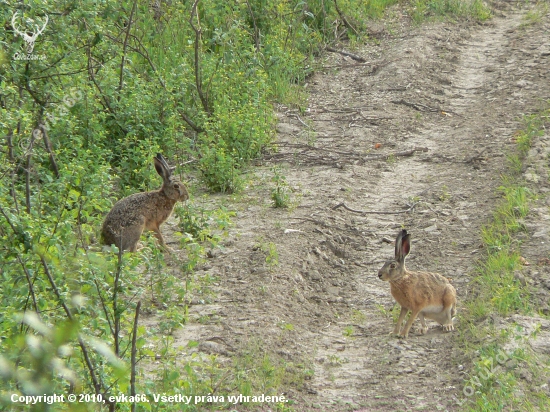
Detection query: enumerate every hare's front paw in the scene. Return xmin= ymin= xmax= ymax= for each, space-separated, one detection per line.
xmin=442 ymin=323 xmax=454 ymax=332
xmin=419 ymin=325 xmax=429 ymax=335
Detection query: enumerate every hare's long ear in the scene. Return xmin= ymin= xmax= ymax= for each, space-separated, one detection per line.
xmin=395 ymin=229 xmax=410 ymax=263
xmin=154 ymin=154 xmax=171 ymax=181
xmin=157 ymin=153 xmax=176 ymax=176
xmin=400 ymin=231 xmax=411 ymax=263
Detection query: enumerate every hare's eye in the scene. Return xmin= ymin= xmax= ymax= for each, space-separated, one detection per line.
xmin=173 ymin=184 xmax=180 ymax=189
xmin=390 ymin=263 xmax=396 ymax=269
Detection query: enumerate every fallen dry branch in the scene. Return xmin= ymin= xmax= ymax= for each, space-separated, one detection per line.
xmin=333 ymin=0 xmax=359 ymax=37
xmin=272 ymin=142 xmax=360 ymax=157
xmin=321 ymin=62 xmax=369 ymax=69
xmin=326 ymin=46 xmax=366 ymax=63
xmin=391 ymin=99 xmax=440 ymax=112
xmin=391 ymin=99 xmax=460 ymax=116
xmin=332 ymin=202 xmax=417 ymax=215
xmin=464 ymin=148 xmax=488 ymax=163
xmin=307 ymin=105 xmax=375 ymax=113
xmin=298 ymin=111 xmax=393 ymax=123
xmin=264 ymin=144 xmax=428 ymax=167
xmin=289 ymin=217 xmax=332 ymax=228
xmin=362 ymin=147 xmax=429 ymax=161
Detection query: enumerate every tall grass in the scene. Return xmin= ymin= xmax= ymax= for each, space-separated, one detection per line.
xmin=459 ymin=104 xmax=550 ymax=411
xmin=411 ymin=0 xmax=491 ymax=22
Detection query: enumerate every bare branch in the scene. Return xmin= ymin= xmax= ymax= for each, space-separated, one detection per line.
xmin=113 ymin=243 xmax=123 ymax=357
xmin=37 ymin=125 xmax=59 ymax=178
xmin=17 ymin=255 xmax=39 ymax=314
xmin=332 ymin=0 xmax=359 ymax=38
xmin=118 ymin=0 xmax=138 ymax=98
xmin=332 ymin=202 xmax=417 ymax=215
xmin=39 ymin=255 xmax=107 ymax=402
xmin=130 ymin=301 xmax=141 ymax=412
xmin=245 ymin=0 xmax=260 ymax=53
xmin=189 ymin=0 xmax=211 ymax=116
xmin=325 ymin=46 xmax=366 ymax=63
xmin=6 ymin=131 xmax=14 ymax=162
xmin=24 ymin=129 xmax=38 ymax=213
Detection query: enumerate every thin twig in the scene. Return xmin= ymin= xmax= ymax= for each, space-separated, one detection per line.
xmin=289 ymin=216 xmax=330 ymax=227
xmin=87 ymin=47 xmax=128 ymax=134
xmin=93 ymin=278 xmax=115 ymax=337
xmin=364 ymin=147 xmax=429 ymax=160
xmin=179 ymin=158 xmax=198 ymax=166
xmin=178 ymin=109 xmax=204 ymax=133
xmin=6 ymin=130 xmax=14 ymax=161
xmin=326 ymin=46 xmax=366 ymax=63
xmin=37 ymin=125 xmax=59 ymax=178
xmin=24 ymin=129 xmax=37 ymax=214
xmin=130 ymin=301 xmax=141 ymax=412
xmin=332 ymin=0 xmax=359 ymax=37
xmin=245 ymin=0 xmax=260 ymax=53
xmin=332 ymin=202 xmax=417 ymax=215
xmin=189 ymin=0 xmax=211 ymax=116
xmin=265 ymin=144 xmax=428 ymax=166
xmin=391 ymin=99 xmax=460 ymax=116
xmin=464 ymin=148 xmax=488 ymax=163
xmin=320 ymin=62 xmax=368 ymax=69
xmin=17 ymin=255 xmax=39 ymax=314
xmin=290 ymin=114 xmax=312 ymax=129
xmin=31 ymin=68 xmax=90 ymax=81
xmin=0 ymin=205 xmax=19 ymax=235
xmin=113 ymin=240 xmax=123 ymax=357
xmin=118 ymin=0 xmax=138 ymax=98
xmin=39 ymin=256 xmax=105 ymax=401
xmin=24 ymin=63 xmax=47 ymax=107
xmin=391 ymin=99 xmax=438 ymax=112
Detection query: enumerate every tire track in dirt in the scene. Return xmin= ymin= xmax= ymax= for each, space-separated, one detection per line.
xmin=165 ymin=3 xmax=550 ymax=411
xmin=303 ymin=9 xmax=529 ymax=412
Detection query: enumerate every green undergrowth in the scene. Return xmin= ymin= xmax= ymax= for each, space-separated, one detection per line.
xmin=143 ymin=337 xmax=310 ymax=411
xmin=411 ymin=0 xmax=492 ymax=23
xmin=2 ymin=0 xmax=406 ymax=408
xmin=0 ymin=0 xmax=506 ymax=409
xmin=457 ymin=104 xmax=550 ymax=411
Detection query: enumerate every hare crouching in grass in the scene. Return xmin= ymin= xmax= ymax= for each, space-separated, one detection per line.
xmin=378 ymin=229 xmax=457 ymax=338
xmin=101 ymin=154 xmax=189 ymax=252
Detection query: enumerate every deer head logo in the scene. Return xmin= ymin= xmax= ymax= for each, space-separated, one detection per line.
xmin=11 ymin=11 xmax=49 ymax=54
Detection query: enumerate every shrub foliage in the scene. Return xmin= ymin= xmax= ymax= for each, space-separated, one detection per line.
xmin=0 ymin=0 xmax=397 ymax=409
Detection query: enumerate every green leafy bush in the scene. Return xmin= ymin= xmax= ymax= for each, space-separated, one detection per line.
xmin=1 ymin=0 xmax=400 ymax=407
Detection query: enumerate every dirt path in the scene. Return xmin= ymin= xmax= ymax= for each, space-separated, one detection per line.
xmin=166 ymin=3 xmax=550 ymax=411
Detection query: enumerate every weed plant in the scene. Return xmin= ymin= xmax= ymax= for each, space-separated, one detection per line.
xmin=458 ymin=104 xmax=550 ymax=411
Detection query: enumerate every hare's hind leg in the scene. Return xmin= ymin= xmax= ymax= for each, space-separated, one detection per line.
xmin=394 ymin=306 xmax=409 ymax=336
xmin=441 ymin=307 xmax=454 ymax=332
xmin=441 ymin=289 xmax=456 ymax=332
xmin=120 ymin=217 xmax=146 ymax=252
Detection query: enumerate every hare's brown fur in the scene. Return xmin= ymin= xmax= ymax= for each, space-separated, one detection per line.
xmin=101 ymin=154 xmax=188 ymax=252
xmin=378 ymin=230 xmax=457 ymax=338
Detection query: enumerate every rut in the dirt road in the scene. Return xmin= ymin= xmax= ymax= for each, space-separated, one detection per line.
xmin=167 ymin=4 xmax=550 ymax=411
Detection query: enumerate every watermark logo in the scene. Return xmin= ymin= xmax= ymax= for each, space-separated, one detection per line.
xmin=11 ymin=11 xmax=48 ymax=60
xmin=18 ymin=88 xmax=83 ymax=155
xmin=453 ymin=349 xmax=513 ymax=406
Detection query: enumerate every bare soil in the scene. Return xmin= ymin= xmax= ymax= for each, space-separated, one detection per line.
xmin=156 ymin=2 xmax=550 ymax=411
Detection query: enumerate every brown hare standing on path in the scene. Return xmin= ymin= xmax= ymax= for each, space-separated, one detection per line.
xmin=378 ymin=229 xmax=457 ymax=338
xmin=101 ymin=154 xmax=189 ymax=252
